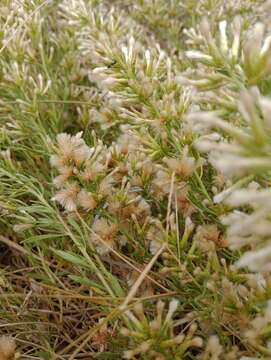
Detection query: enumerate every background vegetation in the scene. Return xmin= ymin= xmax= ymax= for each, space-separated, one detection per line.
xmin=0 ymin=1 xmax=271 ymax=359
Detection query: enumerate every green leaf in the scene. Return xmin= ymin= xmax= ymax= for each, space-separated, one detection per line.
xmin=50 ymin=248 xmax=95 ymax=271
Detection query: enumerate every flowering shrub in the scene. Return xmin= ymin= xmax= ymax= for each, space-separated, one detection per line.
xmin=1 ymin=0 xmax=271 ymax=358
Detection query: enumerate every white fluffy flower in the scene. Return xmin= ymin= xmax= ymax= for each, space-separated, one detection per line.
xmin=52 ymin=183 xmax=80 ymax=212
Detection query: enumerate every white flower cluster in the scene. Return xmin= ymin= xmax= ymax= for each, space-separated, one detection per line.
xmin=188 ymin=88 xmax=271 ymax=272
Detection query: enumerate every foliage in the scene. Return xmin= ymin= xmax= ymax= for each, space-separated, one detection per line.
xmin=1 ymin=0 xmax=271 ymax=359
